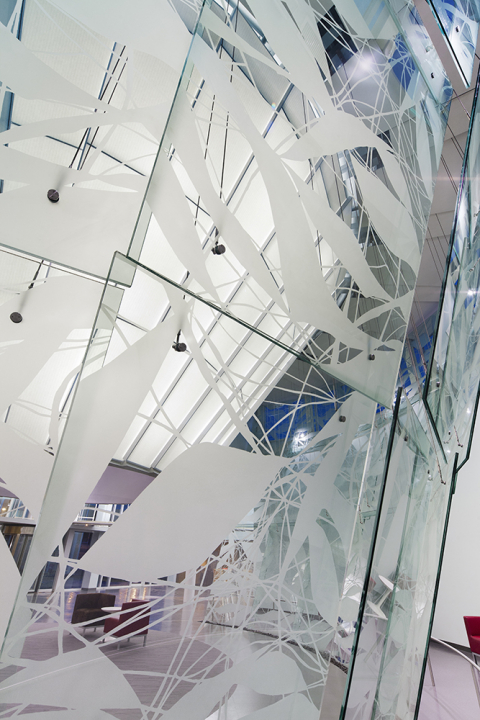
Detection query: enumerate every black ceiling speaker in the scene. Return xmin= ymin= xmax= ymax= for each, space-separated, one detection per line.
xmin=47 ymin=189 xmax=59 ymax=203
xmin=10 ymin=312 xmax=23 ymax=323
xmin=172 ymin=330 xmax=187 ymax=352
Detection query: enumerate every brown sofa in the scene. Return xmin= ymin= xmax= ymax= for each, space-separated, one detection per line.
xmin=71 ymin=592 xmax=116 ymax=629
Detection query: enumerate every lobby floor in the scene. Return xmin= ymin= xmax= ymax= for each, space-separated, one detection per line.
xmin=1 ymin=586 xmax=343 ymax=718
xmin=3 ymin=588 xmax=478 ymax=719
xmin=418 ymin=641 xmax=480 ymax=720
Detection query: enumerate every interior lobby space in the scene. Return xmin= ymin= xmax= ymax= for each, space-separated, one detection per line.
xmin=2 ymin=0 xmax=480 ymax=719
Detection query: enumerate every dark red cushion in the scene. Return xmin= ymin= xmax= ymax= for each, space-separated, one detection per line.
xmin=469 ymin=635 xmax=480 ymax=654
xmin=103 ymin=601 xmax=149 ymax=638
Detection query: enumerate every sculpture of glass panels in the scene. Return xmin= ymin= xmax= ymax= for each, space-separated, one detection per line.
xmin=2 ymin=2 xmax=478 ymax=720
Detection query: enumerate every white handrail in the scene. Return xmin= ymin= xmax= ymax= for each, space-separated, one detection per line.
xmin=431 ymin=636 xmax=480 ymax=671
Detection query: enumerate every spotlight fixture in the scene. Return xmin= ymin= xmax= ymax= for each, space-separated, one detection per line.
xmin=368 ymin=353 xmax=375 ymax=361
xmin=172 ymin=330 xmax=187 ymax=353
xmin=212 ymin=240 xmax=226 ymax=255
xmin=47 ymin=189 xmax=59 ymax=203
xmin=10 ymin=312 xmax=23 ymax=323
xmin=339 ymin=415 xmax=346 ymax=423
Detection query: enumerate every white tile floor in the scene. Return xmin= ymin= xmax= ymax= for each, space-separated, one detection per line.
xmin=418 ymin=641 xmax=480 ymax=720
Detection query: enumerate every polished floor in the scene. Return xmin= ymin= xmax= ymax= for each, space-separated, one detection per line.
xmin=2 ymin=588 xmax=478 ymax=719
xmin=0 ymin=586 xmax=345 ymax=719
xmin=418 ymin=641 xmax=480 ymax=720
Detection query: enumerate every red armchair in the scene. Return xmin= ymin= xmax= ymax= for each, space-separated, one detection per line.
xmin=103 ymin=600 xmax=150 ymax=647
xmin=464 ymin=616 xmax=480 ymax=657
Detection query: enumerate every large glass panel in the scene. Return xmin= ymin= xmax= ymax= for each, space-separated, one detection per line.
xmin=427 ymin=0 xmax=480 ymax=86
xmin=341 ymin=392 xmax=453 ymax=720
xmin=321 ymin=397 xmax=399 ymax=718
xmin=387 ymin=0 xmax=450 ymax=90
xmin=0 ymin=3 xmax=463 ymax=720
xmin=0 ymin=253 xmax=384 ymax=719
xmin=0 ymin=247 xmax=104 ymax=520
xmin=412 ymin=453 xmax=459 ymax=720
xmin=128 ymin=0 xmax=451 ymax=408
xmin=0 ymin=0 xmax=197 ymax=277
xmin=426 ymin=73 xmax=480 ymax=465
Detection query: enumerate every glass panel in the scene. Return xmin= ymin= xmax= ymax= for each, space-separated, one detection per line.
xmin=0 ymin=3 xmax=462 ymax=720
xmin=341 ymin=392 xmax=453 ymax=720
xmin=427 ymin=0 xmax=480 ymax=86
xmin=387 ymin=0 xmax=450 ymax=93
xmin=399 ymin=313 xmax=437 ymax=404
xmin=426 ymin=74 xmax=480 ymax=465
xmin=128 ymin=0 xmax=451 ymax=408
xmin=0 ymin=246 xmax=104 ymax=520
xmin=412 ymin=453 xmax=458 ymax=720
xmin=0 ymin=0 xmax=195 ymax=277
xmin=0 ymin=253 xmax=385 ymax=719
xmin=321 ymin=397 xmax=399 ymax=718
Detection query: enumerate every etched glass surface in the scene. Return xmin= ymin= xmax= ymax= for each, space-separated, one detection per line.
xmin=428 ymin=0 xmax=480 ymax=85
xmin=0 ymin=253 xmax=382 ymax=719
xmin=0 ymin=2 xmax=466 ymax=720
xmin=0 ymin=0 xmax=197 ymax=277
xmin=341 ymin=392 xmax=453 ymax=720
xmin=128 ymin=0 xmax=451 ymax=409
xmin=426 ymin=76 xmax=480 ymax=464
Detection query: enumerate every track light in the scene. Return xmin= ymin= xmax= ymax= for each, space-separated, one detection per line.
xmin=172 ymin=330 xmax=187 ymax=353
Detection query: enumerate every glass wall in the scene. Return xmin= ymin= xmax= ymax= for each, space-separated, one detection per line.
xmin=342 ymin=68 xmax=480 ymax=720
xmin=0 ymin=1 xmax=472 ymax=720
xmin=426 ymin=74 xmax=480 ymax=465
xmin=428 ymin=0 xmax=480 ymax=85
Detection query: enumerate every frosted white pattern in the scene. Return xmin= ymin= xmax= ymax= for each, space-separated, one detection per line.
xmin=0 ymin=2 xmax=454 ymax=720
xmin=128 ymin=0 xmax=450 ymax=410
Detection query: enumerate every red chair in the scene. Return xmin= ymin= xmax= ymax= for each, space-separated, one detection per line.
xmin=103 ymin=600 xmax=150 ymax=648
xmin=464 ymin=616 xmax=480 ymax=658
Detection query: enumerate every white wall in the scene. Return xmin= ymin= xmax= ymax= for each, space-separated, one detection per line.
xmin=433 ymin=419 xmax=480 ymax=646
